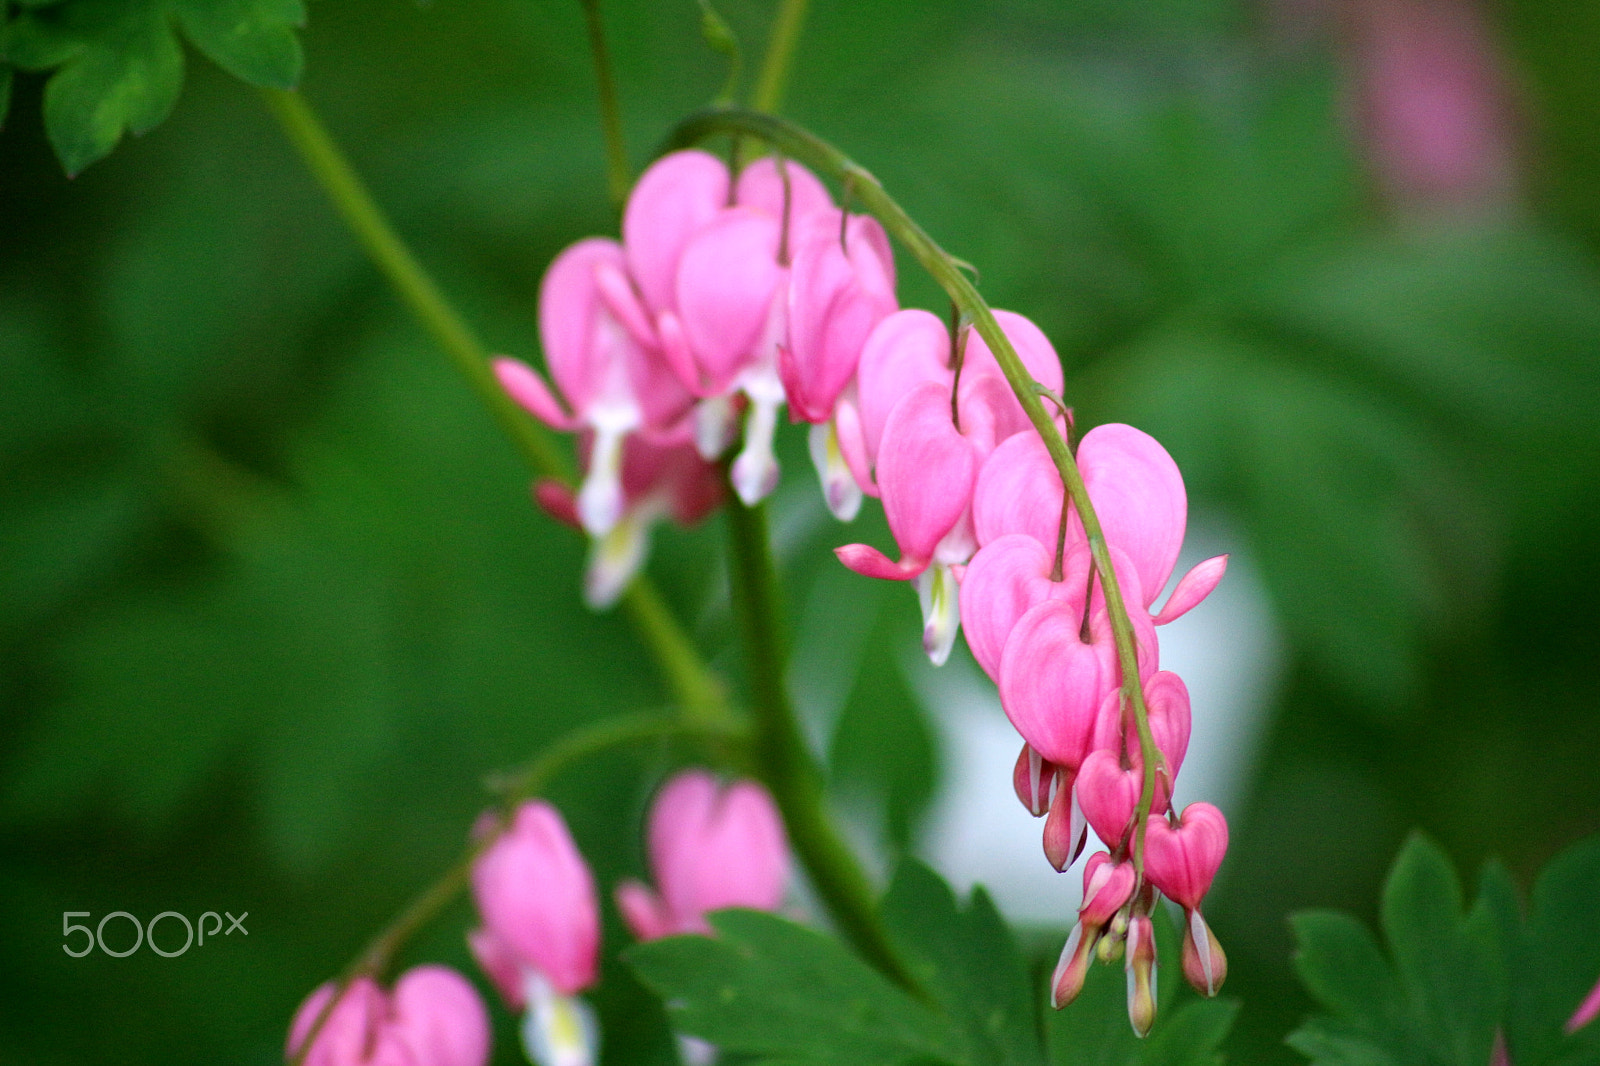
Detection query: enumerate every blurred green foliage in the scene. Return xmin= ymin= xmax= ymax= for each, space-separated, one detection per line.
xmin=2 ymin=0 xmax=1599 ymax=1063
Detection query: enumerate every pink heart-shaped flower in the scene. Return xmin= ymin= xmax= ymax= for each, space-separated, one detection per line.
xmin=959 ymin=534 xmax=1086 ymax=682
xmin=1144 ymin=802 xmax=1229 ymax=910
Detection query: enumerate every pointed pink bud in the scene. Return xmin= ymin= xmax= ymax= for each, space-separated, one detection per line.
xmin=470 ymin=801 xmax=599 ymax=997
xmin=623 ymin=150 xmax=730 ymax=317
xmin=390 ymin=965 xmax=493 ymax=1066
xmin=1567 ymin=969 xmax=1600 ymax=1034
xmin=1155 ymin=553 xmax=1228 ymax=624
xmin=495 ymin=356 xmax=577 ymax=431
xmin=959 ymin=534 xmax=1087 ymax=682
xmin=1076 ymin=749 xmax=1142 ymax=851
xmin=1052 ymin=920 xmax=1095 ymax=1010
xmin=625 ymin=770 xmax=789 ymax=938
xmin=674 ymin=208 xmax=784 ymax=396
xmin=997 ymin=597 xmax=1109 ymax=769
xmin=783 ymin=210 xmax=897 ymax=423
xmin=1144 ymin=802 xmax=1229 ymax=911
xmin=532 ymin=479 xmax=582 ymax=531
xmin=971 ymin=432 xmax=1066 ymax=551
xmin=1042 ymin=770 xmax=1088 ymax=871
xmin=1076 ymin=424 xmax=1187 ymax=610
xmin=1012 ymin=741 xmax=1061 ymax=818
xmin=614 ymin=880 xmax=675 ymax=943
xmin=1126 ymin=914 xmax=1158 ymax=1037
xmin=733 ymin=156 xmax=834 ymax=230
xmin=1181 ymin=907 xmax=1228 ymax=997
xmin=867 ymin=381 xmax=978 ymax=577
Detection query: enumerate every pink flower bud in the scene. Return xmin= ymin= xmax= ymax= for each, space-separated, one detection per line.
xmin=1126 ymin=913 xmax=1159 ymax=1037
xmin=672 ymin=207 xmax=784 ymax=398
xmin=617 ymin=770 xmax=789 ymax=940
xmin=1041 ymin=768 xmax=1087 ymax=871
xmin=1076 ymin=749 xmax=1142 ymax=851
xmin=1154 ymin=554 xmax=1228 ymax=624
xmin=470 ymin=801 xmax=599 ymax=1004
xmin=287 ymin=967 xmax=490 ymax=1066
xmin=1081 ymin=852 xmax=1138 ymax=927
xmin=1087 ymin=670 xmax=1193 ymax=800
xmin=1181 ymin=907 xmax=1228 ymax=997
xmin=1011 ymin=741 xmax=1062 ymax=818
xmin=1144 ymin=802 xmax=1229 ymax=911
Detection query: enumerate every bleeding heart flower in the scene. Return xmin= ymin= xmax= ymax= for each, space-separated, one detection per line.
xmin=959 ymin=533 xmax=1088 ymax=683
xmin=1143 ymin=802 xmax=1228 ymax=911
xmin=615 ymin=769 xmax=789 ymax=940
xmin=287 ymin=967 xmax=491 ymax=1066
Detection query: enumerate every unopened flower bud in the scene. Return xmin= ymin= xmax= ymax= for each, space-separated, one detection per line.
xmin=1180 ymin=908 xmax=1228 ymax=998
xmin=1042 ymin=771 xmax=1087 ymax=871
xmin=1126 ymin=914 xmax=1158 ymax=1038
xmin=1565 ymin=969 xmax=1600 ymax=1034
xmin=1012 ymin=742 xmax=1060 ymax=818
xmin=1051 ymin=921 xmax=1096 ymax=1009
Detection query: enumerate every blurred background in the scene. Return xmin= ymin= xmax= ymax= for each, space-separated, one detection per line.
xmin=3 ymin=0 xmax=1599 ymax=1061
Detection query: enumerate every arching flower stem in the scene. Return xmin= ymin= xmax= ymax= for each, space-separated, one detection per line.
xmin=667 ymin=107 xmax=1168 ymax=874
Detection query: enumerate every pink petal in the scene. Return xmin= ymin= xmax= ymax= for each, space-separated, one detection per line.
xmin=495 ymin=357 xmax=576 ymax=430
xmin=835 ymin=542 xmax=920 ymax=580
xmin=734 ymin=156 xmax=834 ymax=229
xmin=1144 ymin=802 xmax=1229 ymax=910
xmin=951 ymin=371 xmax=1025 ymax=460
xmin=1155 ymin=554 xmax=1228 ymax=624
xmin=644 ymin=771 xmax=788 ymax=934
xmin=532 ymin=479 xmax=581 ymax=530
xmin=1567 ymin=971 xmax=1600 ymax=1034
xmin=1076 ymin=748 xmax=1142 ymax=850
xmin=960 ymin=310 xmax=1064 ymax=415
xmin=831 ymin=396 xmax=878 ymax=499
xmin=1077 ymin=424 xmax=1187 ymax=609
xmin=624 ymin=150 xmax=730 ymax=316
xmin=876 ymin=382 xmax=977 ymax=567
xmin=652 ymin=310 xmax=702 ymax=393
xmin=971 ymin=431 xmax=1066 ymax=550
xmin=958 ymin=533 xmax=1085 ymax=683
xmin=1042 ymin=768 xmax=1087 ymax=871
xmin=537 ymin=237 xmax=631 ymax=415
xmin=998 ymin=597 xmax=1109 ymax=768
xmin=675 ymin=207 xmax=783 ymax=395
xmin=287 ymin=978 xmax=384 ymax=1066
xmin=467 ymin=925 xmax=527 ymax=1011
xmin=615 ymin=880 xmax=674 ymax=943
xmin=390 ymin=965 xmax=492 ymax=1066
xmin=784 ymin=211 xmax=898 ymax=422
xmin=856 ymin=309 xmax=951 ymax=463
xmin=1011 ymin=742 xmax=1060 ymax=818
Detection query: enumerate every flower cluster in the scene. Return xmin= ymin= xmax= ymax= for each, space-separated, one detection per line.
xmin=497 ymin=147 xmax=1235 ymax=1037
xmin=288 ymin=771 xmax=786 ymax=1066
xmin=496 ymin=149 xmax=896 ymax=607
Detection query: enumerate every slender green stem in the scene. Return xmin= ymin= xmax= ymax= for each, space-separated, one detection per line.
xmin=579 ymin=0 xmax=632 ymax=207
xmin=289 ymin=712 xmax=738 ymax=1065
xmin=723 ymin=494 xmax=915 ymax=991
xmin=751 ymin=0 xmax=809 ymax=113
xmin=668 ymin=108 xmax=1167 ymax=872
xmin=262 ymin=87 xmax=734 ymax=730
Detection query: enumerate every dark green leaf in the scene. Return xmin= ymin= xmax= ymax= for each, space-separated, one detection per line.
xmin=881 ymin=861 xmax=1044 ymax=1066
xmin=626 ymin=909 xmax=964 ymax=1066
xmin=171 ymin=0 xmax=303 ymax=89
xmin=1504 ymin=836 xmax=1600 ymax=1066
xmin=1290 ymin=911 xmax=1399 ymax=1027
xmin=0 ymin=65 xmax=12 ymax=127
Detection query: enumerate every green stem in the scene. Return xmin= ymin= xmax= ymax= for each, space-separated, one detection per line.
xmin=579 ymin=0 xmax=632 ymax=207
xmin=261 ymin=87 xmax=733 ymax=730
xmin=290 ymin=712 xmax=738 ymax=1065
xmin=723 ymin=494 xmax=914 ymax=991
xmin=669 ymin=108 xmax=1166 ymax=872
xmin=751 ymin=0 xmax=809 ymax=113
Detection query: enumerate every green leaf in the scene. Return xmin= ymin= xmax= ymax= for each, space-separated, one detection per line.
xmin=1289 ymin=833 xmax=1508 ymax=1066
xmin=1503 ymin=836 xmax=1600 ymax=1066
xmin=171 ymin=0 xmax=303 ymax=89
xmin=626 ymin=909 xmax=965 ymax=1066
xmin=880 ymin=862 xmax=1044 ymax=1066
xmin=33 ymin=1 xmax=184 ymax=175
xmin=0 ymin=65 xmax=13 ymax=128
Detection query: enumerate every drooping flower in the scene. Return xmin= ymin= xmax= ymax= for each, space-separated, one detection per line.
xmin=1144 ymin=802 xmax=1230 ymax=997
xmin=287 ymin=966 xmax=490 ymax=1066
xmin=469 ymin=802 xmax=601 ymax=1066
xmin=615 ymin=769 xmax=789 ymax=940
